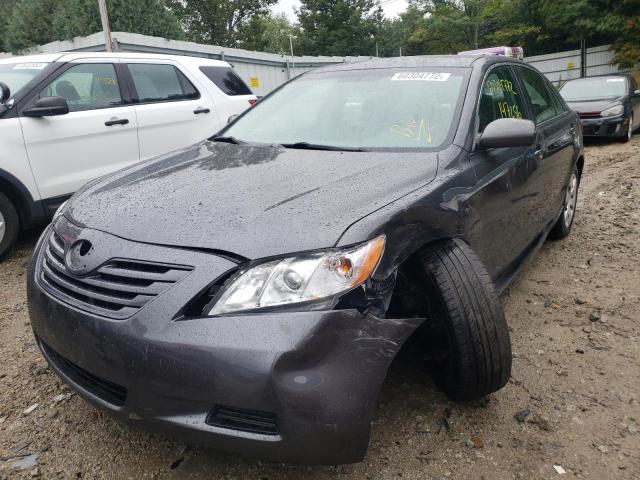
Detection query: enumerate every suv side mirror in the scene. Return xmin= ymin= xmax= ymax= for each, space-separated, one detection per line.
xmin=22 ymin=96 xmax=69 ymax=117
xmin=0 ymin=82 xmax=10 ymax=104
xmin=478 ymin=118 xmax=535 ymax=149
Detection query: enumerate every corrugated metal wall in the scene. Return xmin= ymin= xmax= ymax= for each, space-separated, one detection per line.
xmin=524 ymin=45 xmax=628 ymax=86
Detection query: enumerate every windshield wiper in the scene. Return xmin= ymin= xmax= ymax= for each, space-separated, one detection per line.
xmin=210 ymin=135 xmax=245 ymax=144
xmin=280 ymin=142 xmax=366 ymax=152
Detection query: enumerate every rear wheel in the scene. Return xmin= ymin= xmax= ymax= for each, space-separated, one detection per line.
xmin=0 ymin=192 xmax=19 ymax=259
xmin=412 ymin=239 xmax=512 ymax=401
xmin=548 ymin=165 xmax=579 ymax=240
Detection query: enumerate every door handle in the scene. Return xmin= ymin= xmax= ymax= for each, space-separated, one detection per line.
xmin=534 ymin=146 xmax=544 ymax=157
xmin=193 ymin=108 xmax=210 ymax=115
xmin=105 ymin=118 xmax=129 ymax=126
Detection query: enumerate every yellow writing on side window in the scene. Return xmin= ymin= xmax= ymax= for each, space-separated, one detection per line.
xmin=498 ymin=102 xmax=523 ymax=119
xmin=487 ymin=79 xmax=518 ymax=96
xmin=391 ymin=118 xmax=432 ymax=144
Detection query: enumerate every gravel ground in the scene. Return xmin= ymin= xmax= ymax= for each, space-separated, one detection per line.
xmin=1 ymin=138 xmax=639 ymax=480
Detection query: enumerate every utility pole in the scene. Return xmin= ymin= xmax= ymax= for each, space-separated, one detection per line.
xmin=375 ymin=42 xmax=379 ymax=57
xmin=289 ymin=34 xmax=295 ymax=77
xmin=98 ymin=0 xmax=113 ymax=52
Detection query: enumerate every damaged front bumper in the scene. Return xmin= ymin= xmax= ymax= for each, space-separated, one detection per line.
xmin=27 ymin=223 xmax=421 ymax=465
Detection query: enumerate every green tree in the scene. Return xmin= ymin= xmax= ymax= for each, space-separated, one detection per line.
xmin=239 ymin=13 xmax=299 ymax=54
xmin=297 ymin=0 xmax=380 ymax=56
xmin=3 ymin=0 xmax=183 ymax=53
xmin=167 ymin=0 xmax=278 ymax=47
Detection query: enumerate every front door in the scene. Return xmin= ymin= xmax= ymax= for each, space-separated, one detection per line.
xmin=20 ymin=61 xmax=139 ymax=200
xmin=467 ymin=64 xmax=541 ymax=280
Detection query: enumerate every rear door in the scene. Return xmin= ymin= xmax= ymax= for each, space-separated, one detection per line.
xmin=20 ymin=60 xmax=139 ymax=200
xmin=515 ymin=66 xmax=577 ymax=228
xmin=125 ymin=61 xmax=220 ymax=160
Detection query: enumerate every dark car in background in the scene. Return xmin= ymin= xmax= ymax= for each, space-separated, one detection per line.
xmin=28 ymin=55 xmax=583 ymax=464
xmin=559 ymin=73 xmax=640 ymax=142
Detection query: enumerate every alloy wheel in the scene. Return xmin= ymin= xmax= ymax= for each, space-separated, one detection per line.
xmin=0 ymin=210 xmax=5 ymax=244
xmin=564 ymin=172 xmax=578 ymax=227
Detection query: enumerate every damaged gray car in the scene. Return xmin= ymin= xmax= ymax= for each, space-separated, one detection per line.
xmin=27 ymin=55 xmax=583 ymax=464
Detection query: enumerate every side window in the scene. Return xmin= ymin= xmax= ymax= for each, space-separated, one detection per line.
xmin=199 ymin=66 xmax=252 ymax=96
xmin=128 ymin=64 xmax=199 ymax=103
xmin=517 ymin=67 xmax=557 ymax=123
xmin=478 ymin=66 xmax=528 ymax=133
xmin=39 ymin=63 xmax=122 ymax=112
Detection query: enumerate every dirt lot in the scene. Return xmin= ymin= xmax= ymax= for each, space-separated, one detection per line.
xmin=1 ymin=138 xmax=639 ymax=480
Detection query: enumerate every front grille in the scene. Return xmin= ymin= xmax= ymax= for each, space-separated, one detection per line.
xmin=579 ymin=112 xmax=601 ymax=119
xmin=206 ymin=405 xmax=279 ymax=435
xmin=39 ymin=339 xmax=127 ymax=407
xmin=39 ymin=230 xmax=192 ymax=319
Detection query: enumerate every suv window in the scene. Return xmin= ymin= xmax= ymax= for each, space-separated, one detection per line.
xmin=478 ymin=65 xmax=528 ymax=132
xmin=199 ymin=66 xmax=252 ymax=96
xmin=128 ymin=64 xmax=199 ymax=103
xmin=517 ymin=67 xmax=557 ymax=123
xmin=39 ymin=63 xmax=122 ymax=112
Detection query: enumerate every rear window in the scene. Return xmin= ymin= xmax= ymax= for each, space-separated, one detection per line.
xmin=128 ymin=63 xmax=199 ymax=103
xmin=199 ymin=66 xmax=252 ymax=96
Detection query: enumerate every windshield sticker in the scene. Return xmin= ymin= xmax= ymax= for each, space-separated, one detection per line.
xmin=12 ymin=63 xmax=47 ymax=70
xmin=606 ymin=78 xmax=624 ymax=82
xmin=391 ymin=72 xmax=451 ymax=82
xmin=391 ymin=118 xmax=433 ymax=144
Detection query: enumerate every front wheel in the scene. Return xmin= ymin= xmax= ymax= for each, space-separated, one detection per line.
xmin=548 ymin=165 xmax=579 ymax=240
xmin=415 ymin=239 xmax=512 ymax=401
xmin=0 ymin=192 xmax=19 ymax=259
xmin=622 ymin=114 xmax=633 ymax=143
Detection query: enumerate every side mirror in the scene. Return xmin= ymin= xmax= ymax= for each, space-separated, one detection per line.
xmin=227 ymin=114 xmax=239 ymax=124
xmin=22 ymin=96 xmax=69 ymax=117
xmin=478 ymin=118 xmax=535 ymax=149
xmin=0 ymin=82 xmax=10 ymax=104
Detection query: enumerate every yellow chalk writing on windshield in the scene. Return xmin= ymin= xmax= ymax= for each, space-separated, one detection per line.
xmin=391 ymin=118 xmax=432 ymax=144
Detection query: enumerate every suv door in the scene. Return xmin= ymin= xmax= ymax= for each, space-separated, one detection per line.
xmin=125 ymin=62 xmax=218 ymax=160
xmin=515 ymin=66 xmax=577 ymax=229
xmin=468 ymin=64 xmax=540 ymax=280
xmin=19 ymin=61 xmax=139 ymax=200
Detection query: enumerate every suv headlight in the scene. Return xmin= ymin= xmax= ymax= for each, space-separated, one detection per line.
xmin=208 ymin=235 xmax=385 ymax=316
xmin=600 ymin=104 xmax=623 ymax=117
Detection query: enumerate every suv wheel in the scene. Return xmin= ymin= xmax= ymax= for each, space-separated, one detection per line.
xmin=0 ymin=192 xmax=19 ymax=259
xmin=548 ymin=165 xmax=579 ymax=240
xmin=414 ymin=239 xmax=512 ymax=401
xmin=623 ymin=114 xmax=633 ymax=143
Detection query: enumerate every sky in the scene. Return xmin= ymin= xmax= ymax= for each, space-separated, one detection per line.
xmin=271 ymin=0 xmax=409 ymax=21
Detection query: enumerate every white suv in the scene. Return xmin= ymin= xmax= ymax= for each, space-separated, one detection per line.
xmin=0 ymin=52 xmax=256 ymax=257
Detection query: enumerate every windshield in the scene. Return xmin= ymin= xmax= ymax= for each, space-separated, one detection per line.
xmin=560 ymin=76 xmax=627 ymax=101
xmin=222 ymin=68 xmax=467 ymax=150
xmin=0 ymin=62 xmax=49 ymax=97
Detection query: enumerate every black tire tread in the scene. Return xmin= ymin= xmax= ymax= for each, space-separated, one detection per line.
xmin=418 ymin=239 xmax=511 ymax=400
xmin=0 ymin=192 xmax=19 ymax=260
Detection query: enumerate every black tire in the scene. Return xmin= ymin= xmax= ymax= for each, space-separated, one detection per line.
xmin=0 ymin=192 xmax=19 ymax=259
xmin=415 ymin=239 xmax=511 ymax=401
xmin=548 ymin=164 xmax=579 ymax=240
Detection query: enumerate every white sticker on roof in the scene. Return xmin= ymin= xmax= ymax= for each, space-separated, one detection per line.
xmin=606 ymin=78 xmax=624 ymax=82
xmin=12 ymin=63 xmax=47 ymax=70
xmin=391 ymin=72 xmax=451 ymax=81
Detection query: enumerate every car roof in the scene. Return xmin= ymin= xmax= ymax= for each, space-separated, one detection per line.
xmin=312 ymin=54 xmax=522 ymax=73
xmin=0 ymin=53 xmax=63 ymax=64
xmin=0 ymin=52 xmax=231 ymax=68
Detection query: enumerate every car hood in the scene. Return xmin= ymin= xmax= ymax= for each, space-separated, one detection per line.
xmin=564 ymin=97 xmax=624 ymax=114
xmin=67 ymin=141 xmax=439 ymax=259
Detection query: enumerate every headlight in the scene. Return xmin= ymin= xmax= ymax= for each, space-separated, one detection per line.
xmin=600 ymin=104 xmax=623 ymax=117
xmin=54 ymin=200 xmax=68 ymax=219
xmin=208 ymin=235 xmax=385 ymax=316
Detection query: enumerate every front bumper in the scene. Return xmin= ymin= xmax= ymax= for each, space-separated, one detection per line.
xmin=27 ymin=220 xmax=421 ymax=464
xmin=581 ymin=114 xmax=628 ymax=137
